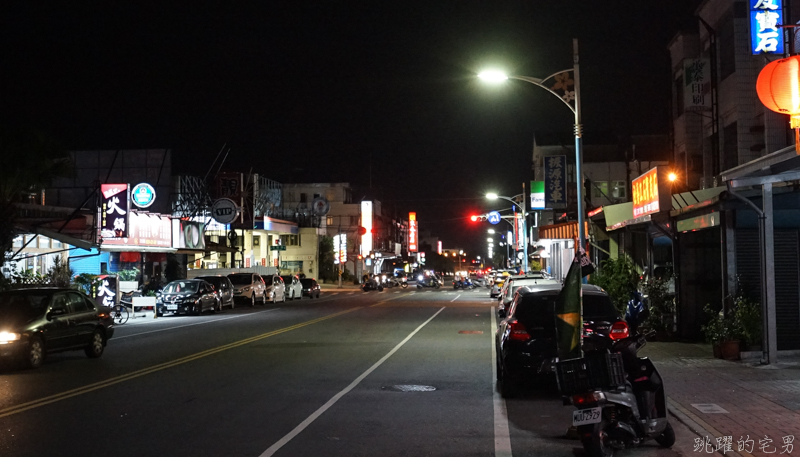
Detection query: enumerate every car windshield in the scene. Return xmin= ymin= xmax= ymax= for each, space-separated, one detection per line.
xmin=514 ymin=293 xmax=618 ymax=326
xmin=228 ymin=274 xmax=253 ymax=285
xmin=163 ymin=281 xmax=199 ymax=294
xmin=0 ymin=291 xmax=51 ymax=321
xmin=280 ymin=276 xmax=292 ymax=284
xmin=583 ymin=295 xmax=620 ymax=320
xmin=197 ymin=277 xmax=222 ymax=287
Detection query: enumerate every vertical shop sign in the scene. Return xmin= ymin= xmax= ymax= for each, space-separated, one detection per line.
xmin=100 ymin=184 xmax=129 ymax=238
xmin=750 ymin=0 xmax=784 ymax=55
xmin=95 ymin=275 xmax=118 ymax=308
xmin=408 ymin=212 xmax=418 ymax=252
xmin=683 ymin=59 xmax=711 ymax=111
xmin=544 ymin=155 xmax=567 ymax=209
xmin=530 ymin=180 xmax=545 ymax=209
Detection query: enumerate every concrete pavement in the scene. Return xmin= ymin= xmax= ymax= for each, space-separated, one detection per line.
xmin=642 ymin=342 xmax=800 ymax=457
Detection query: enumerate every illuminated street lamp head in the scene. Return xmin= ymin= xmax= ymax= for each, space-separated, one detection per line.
xmin=486 ymin=193 xmax=499 ymax=200
xmin=488 ymin=229 xmax=495 ymax=234
xmin=478 ymin=70 xmax=508 ymax=83
xmin=668 ymin=172 xmax=678 ymax=182
xmin=487 ymin=238 xmax=493 ymax=243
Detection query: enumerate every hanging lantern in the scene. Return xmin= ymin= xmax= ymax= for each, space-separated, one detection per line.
xmin=757 ymin=55 xmax=800 ymax=154
xmin=757 ymin=55 xmax=800 ymax=127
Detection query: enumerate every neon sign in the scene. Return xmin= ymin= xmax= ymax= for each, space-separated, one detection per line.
xmin=632 ymin=167 xmax=670 ymax=218
xmin=408 ymin=212 xmax=418 ymax=252
xmin=751 ymin=0 xmax=784 ymax=55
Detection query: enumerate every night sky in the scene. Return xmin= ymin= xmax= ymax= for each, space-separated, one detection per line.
xmin=4 ymin=1 xmax=701 ymax=253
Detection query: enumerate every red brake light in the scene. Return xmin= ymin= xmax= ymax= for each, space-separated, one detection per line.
xmin=508 ymin=320 xmax=530 ymax=341
xmin=572 ymin=391 xmax=604 ymax=406
xmin=609 ymin=321 xmax=629 ymax=340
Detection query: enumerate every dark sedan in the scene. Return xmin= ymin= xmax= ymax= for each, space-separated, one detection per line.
xmin=495 ymin=283 xmax=624 ymax=398
xmin=195 ymin=275 xmax=235 ymax=310
xmin=0 ymin=288 xmax=114 ymax=369
xmin=156 ymin=280 xmax=218 ymax=316
xmin=300 ymin=278 xmax=321 ymax=299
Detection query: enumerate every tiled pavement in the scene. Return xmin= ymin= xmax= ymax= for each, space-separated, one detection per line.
xmin=642 ymin=342 xmax=800 ymax=457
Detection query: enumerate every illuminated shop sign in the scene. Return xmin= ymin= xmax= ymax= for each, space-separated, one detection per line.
xmin=172 ymin=219 xmax=206 ymax=250
xmin=408 ymin=212 xmax=418 ymax=252
xmin=131 ymin=183 xmax=156 ymax=208
xmin=751 ymin=0 xmax=784 ymax=55
xmin=103 ymin=212 xmax=172 ymax=248
xmin=530 ymin=180 xmax=545 ymax=210
xmin=361 ymin=201 xmax=372 ymax=256
xmin=100 ymin=184 xmax=129 ymax=238
xmin=333 ymin=234 xmax=347 ymax=264
xmin=632 ymin=167 xmax=670 ymax=218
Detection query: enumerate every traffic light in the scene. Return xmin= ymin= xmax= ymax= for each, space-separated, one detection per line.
xmin=470 ymin=215 xmax=487 ymax=222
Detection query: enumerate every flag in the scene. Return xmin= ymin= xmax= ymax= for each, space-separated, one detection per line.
xmin=555 ymin=254 xmax=582 ymax=360
xmin=579 ymin=244 xmax=595 ymax=277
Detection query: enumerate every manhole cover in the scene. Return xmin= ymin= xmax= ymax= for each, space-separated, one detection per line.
xmin=459 ymin=330 xmax=483 ymax=334
xmin=382 ymin=385 xmax=437 ymax=392
xmin=691 ymin=403 xmax=729 ymax=414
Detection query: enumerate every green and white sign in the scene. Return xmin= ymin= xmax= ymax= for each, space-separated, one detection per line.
xmin=530 ymin=181 xmax=545 ymax=209
xmin=131 ymin=183 xmax=156 ymax=208
xmin=270 ymin=245 xmax=287 ymax=251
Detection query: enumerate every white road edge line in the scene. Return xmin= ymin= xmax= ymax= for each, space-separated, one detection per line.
xmin=112 ymin=309 xmax=280 ymax=340
xmin=492 ymin=306 xmax=513 ymax=457
xmin=259 ymin=306 xmax=447 ymax=457
xmin=450 ymin=294 xmax=461 ymax=302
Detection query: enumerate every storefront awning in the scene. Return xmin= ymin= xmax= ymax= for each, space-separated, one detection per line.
xmin=603 ymin=202 xmax=633 ymax=231
xmin=538 ymin=221 xmax=589 ymax=240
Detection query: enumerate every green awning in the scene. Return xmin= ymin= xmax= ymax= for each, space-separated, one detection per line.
xmin=603 ymin=202 xmax=633 ymax=231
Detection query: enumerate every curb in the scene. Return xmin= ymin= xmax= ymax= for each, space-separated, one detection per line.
xmin=667 ymin=397 xmax=750 ymax=457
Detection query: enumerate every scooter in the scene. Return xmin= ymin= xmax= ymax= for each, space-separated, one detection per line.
xmin=361 ymin=278 xmax=383 ymax=292
xmin=453 ymin=277 xmax=475 ymax=290
xmin=556 ymin=311 xmax=674 ymax=456
xmin=416 ymin=274 xmax=441 ymax=289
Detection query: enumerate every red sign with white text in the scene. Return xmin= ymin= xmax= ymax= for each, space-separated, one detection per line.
xmin=632 ymin=167 xmax=664 ymax=218
xmin=408 ymin=212 xmax=418 ymax=252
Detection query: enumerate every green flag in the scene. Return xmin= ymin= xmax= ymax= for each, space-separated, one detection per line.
xmin=555 ymin=255 xmax=582 ymax=360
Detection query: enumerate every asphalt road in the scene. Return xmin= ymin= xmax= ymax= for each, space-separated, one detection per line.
xmin=0 ymin=286 xmax=698 ymax=456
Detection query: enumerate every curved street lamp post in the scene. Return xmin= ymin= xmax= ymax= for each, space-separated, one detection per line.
xmin=487 ymin=192 xmax=528 ymax=273
xmin=479 ymin=38 xmax=586 ymax=254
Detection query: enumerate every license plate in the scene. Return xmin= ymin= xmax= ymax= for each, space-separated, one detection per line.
xmin=166 ymin=305 xmax=178 ymax=311
xmin=573 ymin=407 xmax=602 ymax=426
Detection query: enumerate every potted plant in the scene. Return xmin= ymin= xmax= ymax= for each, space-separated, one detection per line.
xmin=701 ymin=304 xmax=742 ymax=360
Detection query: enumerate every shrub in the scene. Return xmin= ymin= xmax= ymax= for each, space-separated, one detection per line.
xmin=589 ymin=256 xmax=639 ymax=313
xmin=639 ymin=276 xmax=675 ymax=333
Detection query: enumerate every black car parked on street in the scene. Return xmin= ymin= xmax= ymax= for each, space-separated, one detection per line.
xmin=157 ymin=280 xmax=219 ymax=316
xmin=0 ymin=288 xmax=114 ymax=369
xmin=195 ymin=275 xmax=235 ymax=310
xmin=300 ymin=278 xmax=321 ymax=299
xmin=496 ymin=283 xmax=625 ymax=398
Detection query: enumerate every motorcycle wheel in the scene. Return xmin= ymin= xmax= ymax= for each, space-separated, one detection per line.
xmin=416 ymin=284 xmax=422 ymax=289
xmin=401 ymin=283 xmax=408 ymax=289
xmin=377 ymin=285 xmax=384 ymax=292
xmin=361 ymin=285 xmax=368 ymax=292
xmin=434 ymin=283 xmax=440 ymax=289
xmin=579 ymin=420 xmax=615 ymax=457
xmin=655 ymin=422 xmax=675 ymax=448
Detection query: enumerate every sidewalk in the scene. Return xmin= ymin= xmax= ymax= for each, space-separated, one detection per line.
xmin=319 ymin=282 xmax=361 ymax=290
xmin=641 ymin=342 xmax=800 ymax=456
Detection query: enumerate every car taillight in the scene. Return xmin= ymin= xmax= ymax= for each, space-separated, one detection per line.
xmin=572 ymin=391 xmax=605 ymax=406
xmin=508 ymin=320 xmax=530 ymax=341
xmin=609 ymin=321 xmax=629 ymax=340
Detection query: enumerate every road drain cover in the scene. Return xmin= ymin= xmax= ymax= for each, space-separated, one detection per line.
xmin=459 ymin=330 xmax=483 ymax=334
xmin=382 ymin=385 xmax=436 ymax=392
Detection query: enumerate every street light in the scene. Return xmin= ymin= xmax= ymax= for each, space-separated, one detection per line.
xmin=486 ymin=192 xmax=529 ymax=273
xmin=479 ymin=38 xmax=586 ymax=252
xmin=488 ymin=229 xmax=495 ymax=234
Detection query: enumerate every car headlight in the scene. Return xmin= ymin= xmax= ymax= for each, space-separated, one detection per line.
xmin=242 ymin=286 xmax=251 ymax=292
xmin=418 ymin=275 xmax=424 ymax=281
xmin=0 ymin=332 xmax=21 ymax=344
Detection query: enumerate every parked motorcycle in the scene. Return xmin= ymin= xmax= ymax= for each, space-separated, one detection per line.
xmin=453 ymin=276 xmax=475 ymax=290
xmin=361 ymin=278 xmax=384 ymax=292
xmin=415 ymin=274 xmax=441 ymax=289
xmin=387 ymin=275 xmax=408 ymax=288
xmin=555 ymin=310 xmax=674 ymax=457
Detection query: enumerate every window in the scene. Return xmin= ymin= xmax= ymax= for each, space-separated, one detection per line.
xmin=591 ymin=181 xmax=608 ymax=199
xmin=300 ymin=193 xmax=307 ymax=203
xmin=67 ymin=292 xmax=91 ymax=313
xmin=12 ymin=236 xmax=22 ymax=248
xmin=280 ymin=234 xmax=300 ymax=246
xmin=612 ymin=181 xmax=627 ymax=199
xmin=51 ymin=238 xmax=62 ymax=248
xmin=326 ymin=216 xmax=333 ymax=226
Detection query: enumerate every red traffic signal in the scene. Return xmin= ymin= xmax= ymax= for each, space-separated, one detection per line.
xmin=470 ymin=215 xmax=487 ymax=222
xmin=358 ymin=226 xmax=367 ymax=235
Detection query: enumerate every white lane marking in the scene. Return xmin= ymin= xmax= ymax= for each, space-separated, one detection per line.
xmin=113 ymin=310 xmax=279 ymax=340
xmin=260 ymin=306 xmax=446 ymax=457
xmin=348 ymin=292 xmax=355 ymax=295
xmin=394 ymin=291 xmax=400 ymax=294
xmin=450 ymin=294 xmax=461 ymax=302
xmin=492 ymin=307 xmax=513 ymax=457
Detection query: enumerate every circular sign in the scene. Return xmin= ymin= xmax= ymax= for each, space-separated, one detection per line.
xmin=131 ymin=183 xmax=156 ymax=208
xmin=211 ymin=198 xmax=238 ymax=224
xmin=487 ymin=211 xmax=502 ymax=225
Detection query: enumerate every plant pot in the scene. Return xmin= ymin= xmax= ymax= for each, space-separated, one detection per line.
xmin=719 ymin=340 xmax=740 ymax=361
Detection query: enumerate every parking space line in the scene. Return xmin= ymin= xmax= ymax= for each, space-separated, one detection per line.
xmin=113 ymin=310 xmax=278 ymax=340
xmin=492 ymin=307 xmax=512 ymax=457
xmin=259 ymin=306 xmax=446 ymax=457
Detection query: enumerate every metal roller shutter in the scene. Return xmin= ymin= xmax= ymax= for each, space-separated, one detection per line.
xmin=775 ymin=231 xmax=800 ymax=350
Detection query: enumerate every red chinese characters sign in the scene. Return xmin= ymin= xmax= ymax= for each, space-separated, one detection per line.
xmin=100 ymin=184 xmax=129 ymax=238
xmin=103 ymin=212 xmax=172 ymax=248
xmin=408 ymin=212 xmax=418 ymax=252
xmin=632 ymin=167 xmax=668 ymax=218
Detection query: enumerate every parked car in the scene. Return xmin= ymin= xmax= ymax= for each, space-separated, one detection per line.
xmin=228 ymin=273 xmax=267 ymax=306
xmin=495 ymin=283 xmax=625 ymax=398
xmin=300 ymin=278 xmax=321 ymax=299
xmin=0 ymin=288 xmax=114 ymax=369
xmin=157 ymin=279 xmax=219 ymax=316
xmin=262 ymin=274 xmax=286 ymax=303
xmin=497 ymin=275 xmax=561 ymax=316
xmin=281 ymin=274 xmax=304 ymax=300
xmin=195 ymin=275 xmax=235 ymax=310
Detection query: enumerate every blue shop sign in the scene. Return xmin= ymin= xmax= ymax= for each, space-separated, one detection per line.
xmin=131 ymin=183 xmax=156 ymax=208
xmin=750 ymin=0 xmax=784 ymax=55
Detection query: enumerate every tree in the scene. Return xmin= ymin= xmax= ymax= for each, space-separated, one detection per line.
xmin=318 ymin=235 xmax=335 ymax=282
xmin=0 ymin=128 xmax=72 ymax=272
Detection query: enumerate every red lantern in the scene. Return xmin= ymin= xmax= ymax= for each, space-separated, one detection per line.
xmin=757 ymin=55 xmax=800 ymax=128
